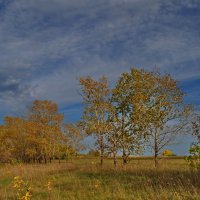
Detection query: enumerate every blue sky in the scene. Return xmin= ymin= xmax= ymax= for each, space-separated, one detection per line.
xmin=0 ymin=0 xmax=200 ymax=155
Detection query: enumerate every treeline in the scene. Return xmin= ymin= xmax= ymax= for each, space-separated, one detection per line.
xmin=0 ymin=68 xmax=197 ymax=167
xmin=0 ymin=100 xmax=84 ymax=163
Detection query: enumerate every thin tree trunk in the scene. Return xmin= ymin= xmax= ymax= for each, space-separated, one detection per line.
xmin=100 ymin=134 xmax=104 ymax=167
xmin=113 ymin=148 xmax=117 ymax=168
xmin=122 ymin=148 xmax=127 ymax=166
xmin=121 ymin=112 xmax=127 ymax=166
xmin=154 ymin=127 xmax=158 ymax=168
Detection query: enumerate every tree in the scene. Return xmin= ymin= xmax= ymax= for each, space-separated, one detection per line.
xmin=0 ymin=123 xmax=14 ymax=162
xmin=28 ymin=100 xmax=65 ymax=163
xmin=135 ymin=70 xmax=191 ymax=167
xmin=110 ymin=69 xmax=155 ymax=165
xmin=106 ymin=108 xmax=121 ymax=167
xmin=79 ymin=76 xmax=111 ymax=166
xmin=1 ymin=116 xmax=38 ymax=163
xmin=185 ymin=114 xmax=200 ymax=170
xmin=64 ymin=123 xmax=86 ymax=154
xmin=0 ymin=100 xmax=68 ymax=164
xmin=111 ymin=68 xmax=191 ymax=167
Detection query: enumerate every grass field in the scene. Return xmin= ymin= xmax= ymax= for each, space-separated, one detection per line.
xmin=0 ymin=157 xmax=199 ymax=200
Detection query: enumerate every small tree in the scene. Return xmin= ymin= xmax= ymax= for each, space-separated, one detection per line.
xmin=64 ymin=123 xmax=85 ymax=154
xmin=186 ymin=143 xmax=200 ymax=170
xmin=186 ymin=114 xmax=200 ymax=170
xmin=79 ymin=76 xmax=111 ymax=166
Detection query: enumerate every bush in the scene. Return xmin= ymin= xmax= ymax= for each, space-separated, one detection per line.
xmin=162 ymin=149 xmax=176 ymax=156
xmin=185 ymin=143 xmax=200 ymax=170
xmin=88 ymin=149 xmax=100 ymax=156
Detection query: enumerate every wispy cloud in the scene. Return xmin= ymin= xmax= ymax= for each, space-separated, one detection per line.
xmin=0 ymin=0 xmax=200 ymax=117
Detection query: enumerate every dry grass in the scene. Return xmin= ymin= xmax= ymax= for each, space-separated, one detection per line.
xmin=0 ymin=157 xmax=199 ymax=200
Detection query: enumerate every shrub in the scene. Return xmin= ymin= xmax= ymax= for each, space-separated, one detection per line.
xmin=162 ymin=149 xmax=176 ymax=156
xmin=88 ymin=149 xmax=100 ymax=156
xmin=185 ymin=143 xmax=200 ymax=170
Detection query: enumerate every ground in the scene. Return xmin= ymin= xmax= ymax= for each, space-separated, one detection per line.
xmin=0 ymin=157 xmax=199 ymax=200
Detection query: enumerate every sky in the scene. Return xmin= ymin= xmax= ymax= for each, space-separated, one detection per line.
xmin=0 ymin=0 xmax=200 ymax=155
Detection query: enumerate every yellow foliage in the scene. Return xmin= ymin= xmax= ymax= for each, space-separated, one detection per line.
xmin=13 ymin=176 xmax=32 ymax=200
xmin=162 ymin=150 xmax=175 ymax=156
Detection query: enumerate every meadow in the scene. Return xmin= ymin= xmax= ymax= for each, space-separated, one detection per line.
xmin=0 ymin=157 xmax=199 ymax=200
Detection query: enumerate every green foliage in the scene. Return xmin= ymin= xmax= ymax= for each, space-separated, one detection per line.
xmin=185 ymin=143 xmax=200 ymax=170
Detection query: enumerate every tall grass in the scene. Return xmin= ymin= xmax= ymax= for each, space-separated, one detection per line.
xmin=0 ymin=157 xmax=199 ymax=200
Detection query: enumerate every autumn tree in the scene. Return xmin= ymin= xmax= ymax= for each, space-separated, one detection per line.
xmin=110 ymin=68 xmax=191 ymax=167
xmin=130 ymin=70 xmax=192 ymax=167
xmin=110 ymin=69 xmax=152 ymax=165
xmin=28 ymin=100 xmax=66 ymax=163
xmin=1 ymin=117 xmax=38 ymax=163
xmin=64 ymin=123 xmax=86 ymax=156
xmin=0 ymin=123 xmax=14 ymax=162
xmin=79 ymin=76 xmax=111 ymax=166
xmin=106 ymin=110 xmax=121 ymax=167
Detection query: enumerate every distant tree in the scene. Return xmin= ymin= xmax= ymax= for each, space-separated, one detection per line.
xmin=162 ymin=149 xmax=176 ymax=156
xmin=64 ymin=123 xmax=86 ymax=154
xmin=79 ymin=76 xmax=111 ymax=166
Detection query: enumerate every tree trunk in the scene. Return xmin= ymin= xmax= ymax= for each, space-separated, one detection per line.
xmin=113 ymin=148 xmax=117 ymax=168
xmin=154 ymin=127 xmax=158 ymax=168
xmin=100 ymin=134 xmax=104 ymax=167
xmin=121 ymin=112 xmax=127 ymax=166
xmin=122 ymin=148 xmax=127 ymax=166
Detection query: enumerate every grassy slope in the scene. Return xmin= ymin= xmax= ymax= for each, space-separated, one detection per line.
xmin=0 ymin=157 xmax=199 ymax=200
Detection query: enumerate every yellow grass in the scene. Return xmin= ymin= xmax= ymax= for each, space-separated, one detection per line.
xmin=0 ymin=157 xmax=199 ymax=200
